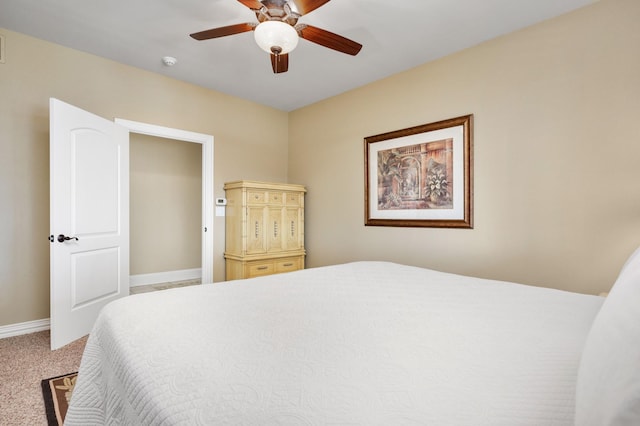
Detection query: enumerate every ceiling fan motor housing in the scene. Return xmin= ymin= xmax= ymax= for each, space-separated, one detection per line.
xmin=256 ymin=0 xmax=301 ymax=26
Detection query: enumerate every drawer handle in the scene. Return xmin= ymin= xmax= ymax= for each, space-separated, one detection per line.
xmin=255 ymin=221 xmax=259 ymax=239
xmin=283 ymin=263 xmax=293 ymax=267
xmin=274 ymin=221 xmax=278 ymax=238
xmin=290 ymin=220 xmax=295 ymax=237
xmin=257 ymin=266 xmax=268 ymax=270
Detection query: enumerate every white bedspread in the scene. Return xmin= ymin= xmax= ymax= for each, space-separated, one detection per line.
xmin=66 ymin=262 xmax=604 ymax=425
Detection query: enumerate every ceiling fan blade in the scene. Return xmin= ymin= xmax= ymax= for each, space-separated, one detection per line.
xmin=270 ymin=53 xmax=289 ymax=73
xmin=297 ymin=24 xmax=362 ymax=56
xmin=290 ymin=0 xmax=331 ymax=15
xmin=236 ymin=0 xmax=264 ymax=10
xmin=190 ymin=23 xmax=255 ymax=40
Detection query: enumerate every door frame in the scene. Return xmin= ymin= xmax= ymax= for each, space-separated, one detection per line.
xmin=114 ymin=119 xmax=214 ymax=284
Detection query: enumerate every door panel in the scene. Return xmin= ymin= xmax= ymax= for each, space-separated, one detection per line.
xmin=73 ymin=130 xmax=119 ymax=234
xmin=284 ymin=207 xmax=301 ymax=250
xmin=72 ymin=247 xmax=120 ymax=306
xmin=246 ymin=206 xmax=266 ymax=254
xmin=267 ymin=207 xmax=283 ymax=252
xmin=50 ymin=98 xmax=129 ymax=350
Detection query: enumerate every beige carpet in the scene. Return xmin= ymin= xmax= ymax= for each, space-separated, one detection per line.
xmin=0 ymin=331 xmax=87 ymax=426
xmin=130 ymin=278 xmax=200 ymax=294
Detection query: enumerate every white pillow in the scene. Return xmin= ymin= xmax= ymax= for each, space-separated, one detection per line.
xmin=575 ymin=247 xmax=640 ymax=425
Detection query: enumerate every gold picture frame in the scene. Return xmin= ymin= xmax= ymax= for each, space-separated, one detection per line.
xmin=365 ymin=115 xmax=473 ymax=228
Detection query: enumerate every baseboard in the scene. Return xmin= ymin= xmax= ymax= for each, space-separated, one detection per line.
xmin=0 ymin=318 xmax=50 ymax=339
xmin=129 ymin=268 xmax=201 ymax=287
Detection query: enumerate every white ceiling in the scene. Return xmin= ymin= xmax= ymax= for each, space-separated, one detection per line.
xmin=0 ymin=0 xmax=595 ymax=111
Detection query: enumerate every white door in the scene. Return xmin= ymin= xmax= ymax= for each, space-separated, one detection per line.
xmin=49 ymin=98 xmax=129 ymax=350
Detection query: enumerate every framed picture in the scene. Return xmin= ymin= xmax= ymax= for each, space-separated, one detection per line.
xmin=364 ymin=115 xmax=473 ymax=228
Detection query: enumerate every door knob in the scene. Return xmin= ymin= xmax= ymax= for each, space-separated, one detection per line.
xmin=57 ymin=234 xmax=79 ymax=243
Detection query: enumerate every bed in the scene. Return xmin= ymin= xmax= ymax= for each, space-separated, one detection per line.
xmin=65 ymin=248 xmax=640 ymax=425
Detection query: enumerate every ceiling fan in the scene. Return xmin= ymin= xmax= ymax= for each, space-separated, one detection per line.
xmin=190 ymin=0 xmax=363 ymax=74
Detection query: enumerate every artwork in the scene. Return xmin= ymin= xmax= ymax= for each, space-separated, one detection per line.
xmin=365 ymin=115 xmax=473 ymax=228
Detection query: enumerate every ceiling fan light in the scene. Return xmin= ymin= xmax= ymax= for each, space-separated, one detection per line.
xmin=254 ymin=21 xmax=299 ymax=54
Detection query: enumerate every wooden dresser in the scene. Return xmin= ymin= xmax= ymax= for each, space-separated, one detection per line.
xmin=224 ymin=180 xmax=306 ymax=280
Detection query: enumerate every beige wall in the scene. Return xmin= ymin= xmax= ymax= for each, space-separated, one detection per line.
xmin=288 ymin=0 xmax=640 ymax=295
xmin=130 ymin=134 xmax=201 ymax=275
xmin=0 ymin=29 xmax=289 ymax=327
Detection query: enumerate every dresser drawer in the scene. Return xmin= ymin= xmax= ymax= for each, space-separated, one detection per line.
xmin=267 ymin=191 xmax=284 ymax=204
xmin=247 ymin=261 xmax=274 ymax=278
xmin=275 ymin=257 xmax=301 ymax=273
xmin=247 ymin=190 xmax=267 ymax=204
xmin=285 ymin=192 xmax=302 ymax=206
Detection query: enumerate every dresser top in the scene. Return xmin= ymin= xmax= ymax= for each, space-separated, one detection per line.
xmin=224 ymin=180 xmax=306 ymax=192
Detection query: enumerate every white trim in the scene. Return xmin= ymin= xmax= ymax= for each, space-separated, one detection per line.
xmin=115 ymin=119 xmax=214 ymax=284
xmin=114 ymin=119 xmax=211 ymax=145
xmin=0 ymin=318 xmax=50 ymax=339
xmin=0 ymin=34 xmax=5 ymax=64
xmin=130 ymin=268 xmax=202 ymax=287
